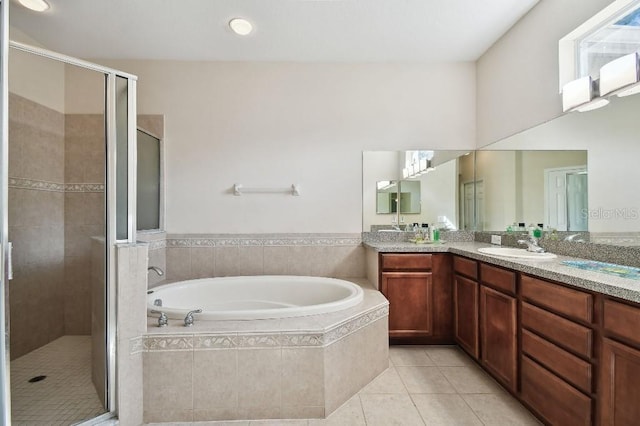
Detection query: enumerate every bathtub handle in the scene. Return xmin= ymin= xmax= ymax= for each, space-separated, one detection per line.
xmin=150 ymin=310 xmax=168 ymax=327
xmin=184 ymin=309 xmax=202 ymax=327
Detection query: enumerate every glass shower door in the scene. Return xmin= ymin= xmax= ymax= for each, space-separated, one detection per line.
xmin=0 ymin=0 xmax=10 ymax=423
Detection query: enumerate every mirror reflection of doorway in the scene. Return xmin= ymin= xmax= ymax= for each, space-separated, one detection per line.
xmin=545 ymin=167 xmax=588 ymax=231
xmin=461 ymin=181 xmax=483 ymax=231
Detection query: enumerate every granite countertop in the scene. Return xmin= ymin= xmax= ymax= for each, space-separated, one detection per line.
xmin=364 ymin=241 xmax=640 ymax=304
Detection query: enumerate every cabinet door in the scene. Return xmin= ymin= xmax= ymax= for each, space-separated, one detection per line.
xmin=381 ymin=272 xmax=432 ymax=338
xmin=480 ymin=285 xmax=517 ymax=391
xmin=600 ymin=338 xmax=640 ymax=426
xmin=454 ymin=275 xmax=479 ymax=359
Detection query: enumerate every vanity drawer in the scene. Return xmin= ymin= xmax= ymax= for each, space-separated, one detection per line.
xmin=521 ymin=356 xmax=592 ymax=426
xmin=603 ymin=299 xmax=640 ymax=347
xmin=521 ymin=274 xmax=593 ymax=323
xmin=522 ymin=302 xmax=593 ymax=359
xmin=380 ymin=253 xmax=432 ymax=271
xmin=479 ymin=263 xmax=516 ymax=295
xmin=453 ymin=256 xmax=477 ymax=279
xmin=522 ymin=329 xmax=592 ymax=394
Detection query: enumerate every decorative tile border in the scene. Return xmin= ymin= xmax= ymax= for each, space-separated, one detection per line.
xmin=9 ymin=177 xmax=104 ymax=193
xmin=142 ymin=304 xmax=388 ymax=352
xmin=165 ymin=234 xmax=363 ymax=248
xmin=64 ymin=183 xmax=105 ymax=193
xmin=144 ymin=335 xmax=194 ymax=351
xmin=129 ymin=336 xmax=144 ymax=355
xmin=148 ymin=239 xmax=167 ymax=251
xmin=324 ymin=305 xmax=389 ymax=345
xmin=194 ymin=334 xmax=238 ymax=349
xmin=9 ymin=177 xmax=64 ymax=192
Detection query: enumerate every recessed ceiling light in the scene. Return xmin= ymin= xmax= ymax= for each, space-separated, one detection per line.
xmin=18 ymin=0 xmax=50 ymax=12
xmin=229 ymin=18 xmax=253 ymax=36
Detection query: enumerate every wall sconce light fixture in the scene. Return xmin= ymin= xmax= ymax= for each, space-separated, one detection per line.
xmin=561 ymin=75 xmax=609 ymax=113
xmin=600 ymin=51 xmax=640 ymax=97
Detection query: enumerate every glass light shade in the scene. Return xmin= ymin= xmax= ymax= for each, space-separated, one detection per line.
xmin=599 ymin=52 xmax=640 ymax=96
xmin=562 ymin=76 xmax=595 ymax=112
xmin=18 ymin=0 xmax=49 ymax=12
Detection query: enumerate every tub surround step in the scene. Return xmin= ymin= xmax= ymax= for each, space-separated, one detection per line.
xmin=141 ymin=279 xmax=389 ymax=423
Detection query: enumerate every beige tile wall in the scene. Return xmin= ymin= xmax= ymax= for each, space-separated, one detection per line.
xmin=8 ymin=94 xmax=65 ymax=359
xmin=8 ymin=97 xmax=107 ymax=357
xmin=90 ymin=237 xmax=106 ymax=407
xmin=142 ymin=316 xmax=386 ymax=423
xmin=116 ymin=244 xmax=148 ymax=426
xmin=64 ymin=114 xmax=105 ymax=335
xmin=162 ymin=237 xmax=366 ymax=284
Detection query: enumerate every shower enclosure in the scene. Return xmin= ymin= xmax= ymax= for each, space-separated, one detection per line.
xmin=0 ymin=3 xmax=138 ymax=422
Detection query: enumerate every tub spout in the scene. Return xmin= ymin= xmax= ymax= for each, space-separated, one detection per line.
xmin=148 ymin=266 xmax=164 ymax=276
xmin=184 ymin=309 xmax=202 ymax=327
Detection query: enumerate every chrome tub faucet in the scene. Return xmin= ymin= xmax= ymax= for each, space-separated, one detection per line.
xmin=184 ymin=309 xmax=202 ymax=327
xmin=148 ymin=266 xmax=164 ymax=276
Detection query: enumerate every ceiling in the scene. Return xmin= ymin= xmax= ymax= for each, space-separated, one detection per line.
xmin=10 ymin=0 xmax=539 ymax=62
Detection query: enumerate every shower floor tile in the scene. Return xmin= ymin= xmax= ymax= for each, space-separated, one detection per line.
xmin=10 ymin=335 xmax=105 ymax=425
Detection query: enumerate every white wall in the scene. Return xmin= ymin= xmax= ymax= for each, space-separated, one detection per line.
xmin=67 ymin=60 xmax=476 ymax=233
xmin=488 ymin=94 xmax=640 ymax=232
xmin=420 ymin=159 xmax=458 ymax=229
xmin=476 ymin=0 xmax=613 ymax=148
xmin=475 ymin=150 xmax=517 ymax=231
xmin=8 ymin=26 xmax=65 ymax=112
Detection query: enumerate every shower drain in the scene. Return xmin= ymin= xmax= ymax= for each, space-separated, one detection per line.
xmin=28 ymin=375 xmax=47 ymax=383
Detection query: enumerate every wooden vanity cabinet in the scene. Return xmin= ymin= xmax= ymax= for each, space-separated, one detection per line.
xmin=380 ymin=253 xmax=452 ymax=343
xmin=520 ymin=274 xmax=595 ymax=426
xmin=599 ymin=298 xmax=640 ymax=426
xmin=453 ymin=256 xmax=479 ymax=359
xmin=479 ymin=263 xmax=517 ymax=392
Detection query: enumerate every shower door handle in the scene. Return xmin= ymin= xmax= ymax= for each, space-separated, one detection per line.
xmin=6 ymin=242 xmax=12 ymax=280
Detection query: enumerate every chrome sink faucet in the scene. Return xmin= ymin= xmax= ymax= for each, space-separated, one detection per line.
xmin=517 ymin=235 xmax=546 ymax=253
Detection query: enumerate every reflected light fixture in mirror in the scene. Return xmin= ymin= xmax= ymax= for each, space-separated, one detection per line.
xmin=18 ymin=0 xmax=49 ymax=12
xmin=562 ymin=75 xmax=609 ymax=113
xmin=229 ymin=18 xmax=254 ymax=35
xmin=600 ymin=51 xmax=640 ymax=97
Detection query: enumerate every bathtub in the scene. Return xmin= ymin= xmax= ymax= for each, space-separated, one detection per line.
xmin=147 ymin=275 xmax=364 ymax=320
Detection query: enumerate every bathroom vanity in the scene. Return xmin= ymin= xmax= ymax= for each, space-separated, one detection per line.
xmin=379 ymin=253 xmax=452 ymax=343
xmin=366 ymin=241 xmax=640 ymax=426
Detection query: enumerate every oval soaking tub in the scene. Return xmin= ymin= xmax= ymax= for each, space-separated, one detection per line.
xmin=147 ymin=275 xmax=364 ymax=320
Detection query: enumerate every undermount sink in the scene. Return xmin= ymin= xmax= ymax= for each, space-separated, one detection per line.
xmin=477 ymin=247 xmax=557 ymax=260
xmin=378 ymin=229 xmax=403 ymax=232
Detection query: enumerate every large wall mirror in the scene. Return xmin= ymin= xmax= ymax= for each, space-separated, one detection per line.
xmin=475 ymin=150 xmax=588 ymax=232
xmin=483 ymin=92 xmax=640 ymax=245
xmin=363 ymin=150 xmax=474 ymax=232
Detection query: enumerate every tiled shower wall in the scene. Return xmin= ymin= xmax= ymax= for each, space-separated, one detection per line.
xmin=8 ymin=94 xmax=106 ymax=358
xmin=8 ymin=93 xmax=66 ymax=359
xmin=143 ymin=234 xmax=367 ymax=286
xmin=64 ymin=115 xmax=105 ymax=335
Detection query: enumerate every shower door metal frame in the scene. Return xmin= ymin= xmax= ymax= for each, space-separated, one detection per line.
xmin=0 ymin=0 xmax=10 ymax=423
xmin=0 ymin=35 xmax=138 ymax=424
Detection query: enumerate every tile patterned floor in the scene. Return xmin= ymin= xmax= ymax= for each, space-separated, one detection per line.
xmin=10 ymin=335 xmax=106 ymax=426
xmin=148 ymin=345 xmax=541 ymax=425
